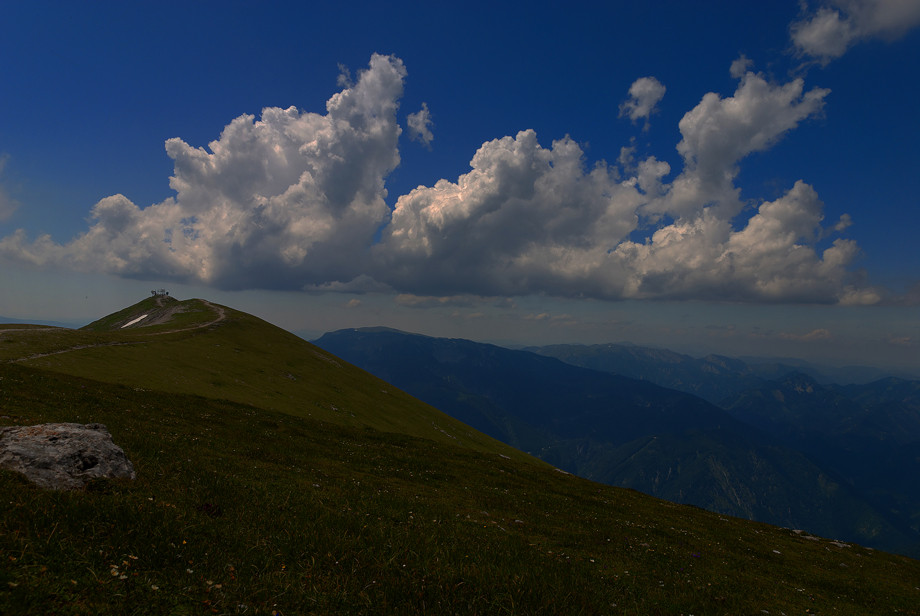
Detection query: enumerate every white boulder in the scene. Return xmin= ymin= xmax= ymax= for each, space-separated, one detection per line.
xmin=0 ymin=423 xmax=136 ymax=490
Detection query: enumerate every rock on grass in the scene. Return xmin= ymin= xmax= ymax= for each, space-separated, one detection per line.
xmin=0 ymin=423 xmax=135 ymax=490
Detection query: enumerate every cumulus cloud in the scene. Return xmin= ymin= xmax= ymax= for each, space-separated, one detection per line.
xmin=0 ymin=53 xmax=407 ymax=289
xmin=407 ymin=102 xmax=434 ymax=147
xmin=377 ymin=129 xmax=642 ymax=297
xmin=619 ymin=77 xmax=666 ymax=129
xmin=376 ymin=66 xmax=864 ymax=303
xmin=729 ymin=55 xmax=754 ymax=79
xmin=791 ymin=0 xmax=920 ymax=63
xmin=658 ymin=70 xmax=829 ymax=219
xmin=0 ymin=55 xmax=875 ymax=305
xmin=612 ymin=181 xmax=871 ymax=302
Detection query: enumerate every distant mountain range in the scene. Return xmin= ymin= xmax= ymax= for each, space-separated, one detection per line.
xmin=527 ymin=342 xmax=919 ymax=401
xmin=0 ymin=316 xmax=83 ymax=329
xmin=314 ymin=328 xmax=920 ymax=557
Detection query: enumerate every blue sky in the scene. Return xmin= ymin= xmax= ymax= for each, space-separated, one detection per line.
xmin=1 ymin=0 xmax=918 ymax=373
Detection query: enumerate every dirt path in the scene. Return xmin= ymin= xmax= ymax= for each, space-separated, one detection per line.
xmin=7 ymin=342 xmax=144 ymax=363
xmin=141 ymin=299 xmax=226 ymax=335
xmin=200 ymin=300 xmax=227 ymax=326
xmin=0 ymin=326 xmax=67 ymax=334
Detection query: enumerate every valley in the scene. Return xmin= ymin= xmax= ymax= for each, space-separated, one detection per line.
xmin=316 ymin=327 xmax=920 ymax=557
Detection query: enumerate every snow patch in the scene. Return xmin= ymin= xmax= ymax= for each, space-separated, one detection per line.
xmin=121 ymin=314 xmax=148 ymax=328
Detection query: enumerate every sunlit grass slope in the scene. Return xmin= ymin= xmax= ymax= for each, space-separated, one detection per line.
xmin=4 ymin=297 xmax=521 ymax=458
xmin=1 ymin=298 xmax=918 ymax=615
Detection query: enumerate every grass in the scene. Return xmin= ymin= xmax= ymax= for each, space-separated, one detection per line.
xmin=5 ymin=300 xmax=525 ymax=458
xmin=1 ymin=298 xmax=919 ymax=614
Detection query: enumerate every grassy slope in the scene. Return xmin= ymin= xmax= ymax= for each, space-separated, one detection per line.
xmin=5 ymin=298 xmax=522 ymax=459
xmin=0 ymin=298 xmax=918 ymax=615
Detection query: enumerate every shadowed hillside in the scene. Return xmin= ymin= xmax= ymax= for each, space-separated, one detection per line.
xmin=1 ymin=298 xmax=919 ymax=615
xmin=315 ymin=327 xmax=920 ymax=555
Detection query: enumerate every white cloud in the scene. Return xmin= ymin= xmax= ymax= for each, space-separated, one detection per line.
xmin=375 ymin=62 xmax=866 ymax=304
xmin=791 ymin=0 xmax=920 ymax=63
xmin=619 ymin=77 xmax=666 ymax=129
xmin=612 ymin=181 xmax=868 ymax=302
xmin=832 ymin=212 xmax=853 ymax=233
xmin=377 ymin=129 xmax=642 ymax=297
xmin=407 ymin=102 xmax=434 ymax=147
xmin=636 ymin=156 xmax=671 ymax=197
xmin=837 ymin=285 xmax=883 ymax=305
xmin=729 ymin=55 xmax=754 ymax=79
xmin=656 ymin=69 xmax=829 ymax=219
xmin=0 ymin=55 xmax=876 ymax=306
xmin=0 ymin=53 xmax=407 ymax=290
xmin=0 ymin=229 xmax=64 ymax=266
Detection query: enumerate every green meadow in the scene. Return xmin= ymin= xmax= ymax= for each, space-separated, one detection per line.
xmin=1 ymin=298 xmax=918 ymax=614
